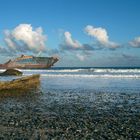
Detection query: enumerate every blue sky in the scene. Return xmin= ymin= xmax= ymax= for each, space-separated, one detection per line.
xmin=0 ymin=0 xmax=140 ymax=67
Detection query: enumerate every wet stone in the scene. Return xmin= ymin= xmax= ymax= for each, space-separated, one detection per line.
xmin=0 ymin=89 xmax=139 ymax=139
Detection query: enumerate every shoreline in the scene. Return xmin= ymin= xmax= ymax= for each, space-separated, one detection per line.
xmin=0 ymin=68 xmax=139 ymax=139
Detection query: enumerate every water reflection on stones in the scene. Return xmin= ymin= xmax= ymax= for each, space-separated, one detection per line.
xmin=0 ymin=88 xmax=139 ymax=139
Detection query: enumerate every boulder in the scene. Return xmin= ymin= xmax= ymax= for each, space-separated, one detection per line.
xmin=0 ymin=69 xmax=23 ymax=76
xmin=0 ymin=74 xmax=40 ymax=95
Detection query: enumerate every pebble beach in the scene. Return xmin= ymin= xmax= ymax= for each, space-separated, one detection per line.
xmin=0 ymin=68 xmax=139 ymax=139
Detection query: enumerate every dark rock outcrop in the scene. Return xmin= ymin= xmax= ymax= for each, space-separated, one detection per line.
xmin=0 ymin=69 xmax=23 ymax=76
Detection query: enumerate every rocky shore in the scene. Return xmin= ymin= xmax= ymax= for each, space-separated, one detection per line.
xmin=0 ymin=74 xmax=40 ymax=96
xmin=0 ymin=89 xmax=139 ymax=139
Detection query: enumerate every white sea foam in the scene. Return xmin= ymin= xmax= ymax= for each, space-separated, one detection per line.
xmin=1 ymin=68 xmax=140 ymax=78
xmin=21 ymin=68 xmax=140 ymax=73
xmin=23 ymin=74 xmax=140 ymax=78
xmin=93 ymin=69 xmax=140 ymax=73
xmin=22 ymin=69 xmax=82 ymax=72
xmin=78 ymin=68 xmax=140 ymax=73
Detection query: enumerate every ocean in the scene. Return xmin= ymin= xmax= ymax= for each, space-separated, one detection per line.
xmin=0 ymin=67 xmax=140 ymax=139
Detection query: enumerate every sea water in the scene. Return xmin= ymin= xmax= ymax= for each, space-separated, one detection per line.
xmin=21 ymin=67 xmax=140 ymax=92
xmin=0 ymin=67 xmax=140 ymax=139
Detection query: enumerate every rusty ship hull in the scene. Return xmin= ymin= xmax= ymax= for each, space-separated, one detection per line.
xmin=0 ymin=55 xmax=59 ymax=69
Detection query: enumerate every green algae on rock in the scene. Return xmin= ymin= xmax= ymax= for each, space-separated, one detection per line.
xmin=0 ymin=74 xmax=40 ymax=95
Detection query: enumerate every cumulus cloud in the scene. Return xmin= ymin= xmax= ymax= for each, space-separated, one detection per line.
xmin=85 ymin=25 xmax=119 ymax=49
xmin=60 ymin=31 xmax=82 ymax=50
xmin=4 ymin=24 xmax=47 ymax=53
xmin=129 ymin=37 xmax=140 ymax=48
xmin=60 ymin=31 xmax=95 ymax=51
xmin=60 ymin=27 xmax=118 ymax=54
xmin=85 ymin=25 xmax=108 ymax=43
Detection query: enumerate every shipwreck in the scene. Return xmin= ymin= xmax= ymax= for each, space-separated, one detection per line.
xmin=0 ymin=55 xmax=59 ymax=69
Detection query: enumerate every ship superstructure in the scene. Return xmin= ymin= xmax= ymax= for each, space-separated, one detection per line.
xmin=0 ymin=55 xmax=59 ymax=69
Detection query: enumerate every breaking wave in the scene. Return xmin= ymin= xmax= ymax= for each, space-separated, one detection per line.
xmin=1 ymin=68 xmax=140 ymax=78
xmin=20 ymin=68 xmax=140 ymax=73
xmin=21 ymin=73 xmax=140 ymax=78
xmin=39 ymin=74 xmax=140 ymax=78
xmin=1 ymin=68 xmax=140 ymax=73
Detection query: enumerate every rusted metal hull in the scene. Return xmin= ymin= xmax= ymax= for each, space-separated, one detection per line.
xmin=0 ymin=64 xmax=54 ymax=69
xmin=0 ymin=55 xmax=59 ymax=69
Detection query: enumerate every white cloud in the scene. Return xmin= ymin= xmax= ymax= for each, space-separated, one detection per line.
xmin=129 ymin=37 xmax=140 ymax=47
xmin=85 ymin=25 xmax=119 ymax=49
xmin=64 ymin=31 xmax=82 ymax=49
xmin=107 ymin=41 xmax=119 ymax=49
xmin=76 ymin=53 xmax=86 ymax=61
xmin=85 ymin=25 xmax=108 ymax=43
xmin=4 ymin=38 xmax=16 ymax=50
xmin=60 ymin=31 xmax=95 ymax=51
xmin=4 ymin=24 xmax=47 ymax=53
